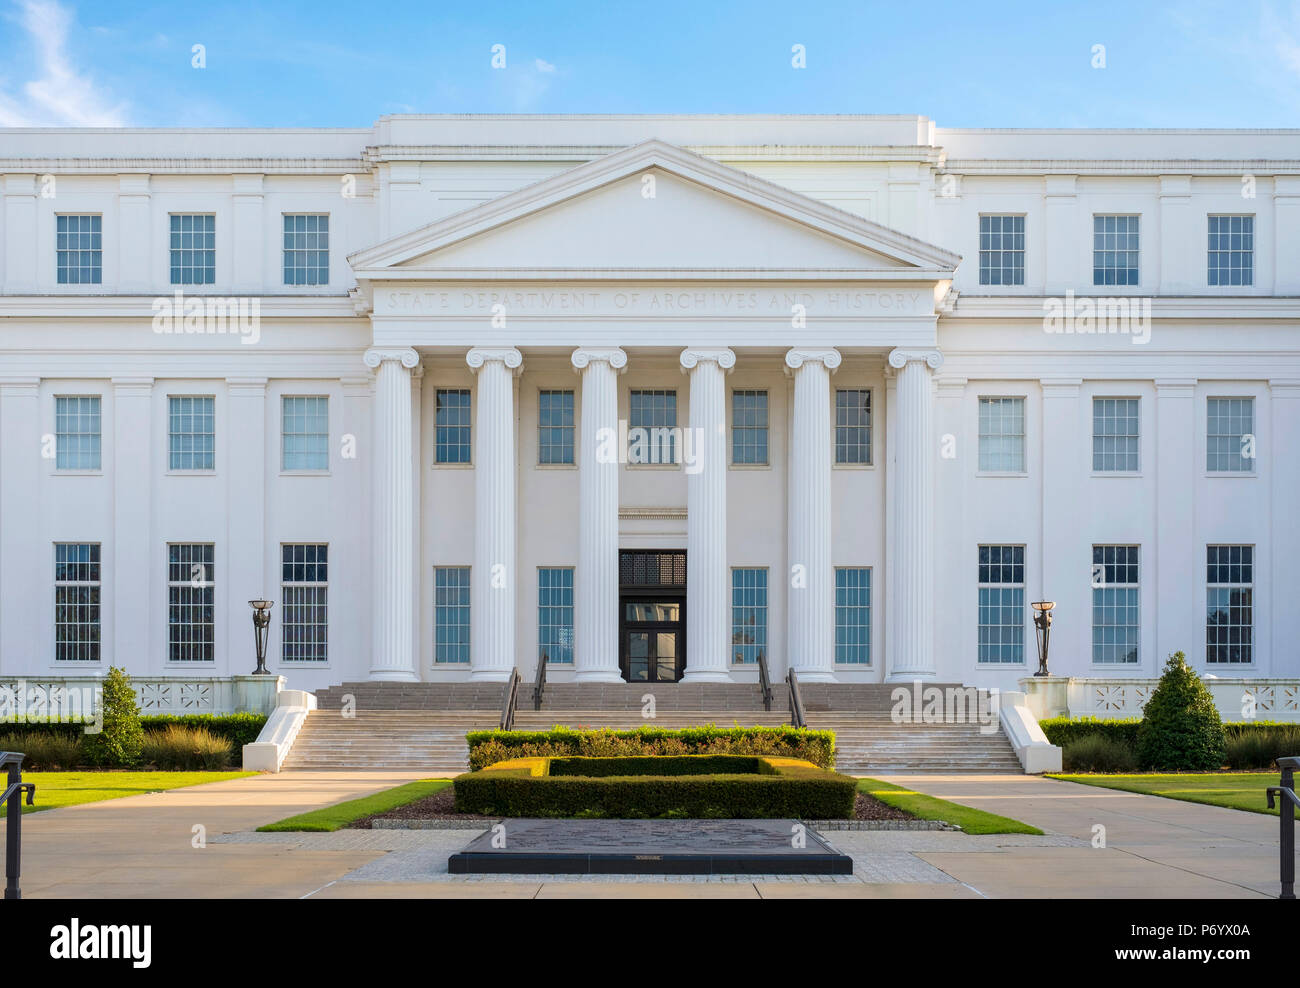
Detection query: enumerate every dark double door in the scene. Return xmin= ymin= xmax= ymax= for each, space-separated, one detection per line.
xmin=618 ymin=550 xmax=686 ymax=683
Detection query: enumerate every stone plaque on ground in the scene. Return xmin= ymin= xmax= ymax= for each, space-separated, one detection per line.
xmin=447 ymin=818 xmax=853 ymax=875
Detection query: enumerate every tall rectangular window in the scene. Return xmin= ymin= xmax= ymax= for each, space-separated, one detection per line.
xmin=629 ymin=389 xmax=677 ymax=464
xmin=282 ymin=214 xmax=329 ymax=285
xmin=978 ymin=397 xmax=1025 ymax=472
xmin=169 ymin=214 xmax=215 ymax=285
xmin=1207 ymin=545 xmax=1253 ymax=665
xmin=434 ymin=566 xmax=470 ymax=664
xmin=55 ymin=395 xmax=101 ymax=470
xmin=730 ymin=568 xmax=768 ymax=665
xmin=54 ymin=543 xmax=101 ymax=662
xmin=538 ymin=567 xmax=574 ymax=665
xmin=56 ymin=215 xmax=102 ymax=284
xmin=435 ymin=389 xmax=471 ymax=464
xmin=1207 ymin=397 xmax=1255 ymax=473
xmin=168 ymin=395 xmax=215 ymax=470
xmin=1207 ymin=215 xmax=1253 ymax=286
xmin=282 ymin=544 xmax=328 ymax=663
xmin=1093 ymin=214 xmax=1140 ymax=286
xmin=834 ymin=389 xmax=872 ymax=464
xmin=538 ymin=390 xmax=575 ymax=464
xmin=1092 ymin=545 xmax=1140 ymax=664
xmin=977 ymin=545 xmax=1024 ymax=664
xmin=979 ymin=214 xmax=1025 ymax=286
xmin=730 ymin=390 xmax=769 ymax=465
xmin=167 ymin=543 xmax=215 ymax=662
xmin=834 ymin=567 xmax=871 ymax=665
xmin=1092 ymin=397 xmax=1140 ymax=472
xmin=282 ymin=396 xmax=329 ymax=471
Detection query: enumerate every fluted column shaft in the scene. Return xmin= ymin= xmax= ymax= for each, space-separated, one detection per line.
xmin=467 ymin=348 xmax=522 ymax=681
xmin=572 ymin=347 xmax=626 ymax=682
xmin=785 ymin=348 xmax=840 ymax=681
xmin=364 ymin=347 xmax=419 ymax=681
xmin=887 ymin=348 xmax=943 ymax=681
xmin=680 ymin=348 xmax=735 ymax=682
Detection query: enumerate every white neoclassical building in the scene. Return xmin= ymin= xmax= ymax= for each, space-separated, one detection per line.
xmin=1 ymin=115 xmax=1298 ymax=715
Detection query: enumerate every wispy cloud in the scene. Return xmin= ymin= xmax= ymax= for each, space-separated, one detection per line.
xmin=0 ymin=0 xmax=128 ymax=126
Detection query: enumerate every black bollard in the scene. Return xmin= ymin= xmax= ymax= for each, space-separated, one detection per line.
xmin=1269 ymin=756 xmax=1299 ymax=900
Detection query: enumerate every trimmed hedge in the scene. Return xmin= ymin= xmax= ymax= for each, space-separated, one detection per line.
xmin=465 ymin=725 xmax=836 ymax=771
xmin=548 ymin=755 xmax=767 ymax=777
xmin=453 ymin=754 xmax=857 ymax=818
xmin=1042 ymin=717 xmax=1299 ymax=771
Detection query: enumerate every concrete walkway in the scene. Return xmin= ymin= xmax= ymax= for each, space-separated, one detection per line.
xmin=2 ymin=770 xmax=1290 ymax=898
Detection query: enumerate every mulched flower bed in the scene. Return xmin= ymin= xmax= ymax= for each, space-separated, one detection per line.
xmin=348 ymin=787 xmax=915 ymax=828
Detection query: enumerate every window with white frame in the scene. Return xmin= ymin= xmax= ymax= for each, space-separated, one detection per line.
xmin=1207 ymin=215 xmax=1253 ymax=287
xmin=168 ymin=395 xmax=215 ymax=471
xmin=1093 ymin=397 xmax=1140 ymax=472
xmin=56 ymin=215 xmax=102 ymax=284
xmin=167 ymin=543 xmax=214 ymax=662
xmin=979 ymin=214 xmax=1025 ymax=286
xmin=55 ymin=395 xmax=101 ymax=470
xmin=629 ymin=389 xmax=677 ymax=465
xmin=978 ymin=397 xmax=1025 ymax=472
xmin=834 ymin=389 xmax=871 ymax=464
xmin=282 ymin=214 xmax=329 ymax=285
xmin=835 ymin=567 xmax=871 ymax=665
xmin=434 ymin=566 xmax=470 ymax=663
xmin=1093 ymin=214 xmax=1139 ymax=286
xmin=169 ymin=214 xmax=215 ymax=285
xmin=435 ymin=389 xmax=471 ymax=464
xmin=54 ymin=542 xmax=100 ymax=662
xmin=1206 ymin=397 xmax=1255 ymax=473
xmin=731 ymin=390 xmax=769 ymax=465
xmin=977 ymin=545 xmax=1024 ymax=664
xmin=282 ymin=544 xmax=328 ymax=663
xmin=1092 ymin=545 xmax=1139 ymax=664
xmin=538 ymin=390 xmax=575 ymax=465
xmin=730 ymin=568 xmax=768 ymax=665
xmin=1207 ymin=545 xmax=1253 ymax=665
xmin=538 ymin=567 xmax=574 ymax=665
xmin=282 ymin=396 xmax=329 ymax=471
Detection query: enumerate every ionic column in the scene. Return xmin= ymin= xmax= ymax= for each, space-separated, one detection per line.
xmin=886 ymin=348 xmax=943 ymax=682
xmin=680 ymin=348 xmax=735 ymax=682
xmin=785 ymin=348 xmax=840 ymax=682
xmin=467 ymin=347 xmax=522 ymax=681
xmin=363 ymin=347 xmax=420 ymax=682
xmin=571 ymin=348 xmax=626 ymax=682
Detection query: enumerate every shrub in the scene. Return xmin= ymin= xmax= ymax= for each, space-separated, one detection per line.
xmin=1135 ymin=652 xmax=1227 ymax=771
xmin=1061 ymin=733 xmax=1139 ymax=773
xmin=141 ymin=724 xmax=234 ymax=771
xmin=83 ymin=666 xmax=144 ymax=768
xmin=0 ymin=731 xmax=84 ymax=770
xmin=1040 ymin=717 xmax=1141 ymax=748
xmin=1224 ymin=724 xmax=1300 ymax=770
xmin=466 ymin=725 xmax=836 ymax=771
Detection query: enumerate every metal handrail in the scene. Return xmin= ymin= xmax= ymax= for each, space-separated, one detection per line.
xmin=533 ymin=654 xmax=548 ymax=711
xmin=1266 ymin=755 xmax=1299 ymax=899
xmin=2 ymin=752 xmax=35 ymax=900
xmin=786 ymin=668 xmax=806 ymax=729
xmin=756 ymin=651 xmax=773 ymax=712
xmin=498 ymin=668 xmax=521 ymax=731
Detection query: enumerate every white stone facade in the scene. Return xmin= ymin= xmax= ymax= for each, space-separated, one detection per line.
xmin=1 ymin=115 xmax=1297 ymax=698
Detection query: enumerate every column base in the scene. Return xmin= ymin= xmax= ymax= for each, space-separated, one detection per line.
xmin=368 ymin=669 xmax=418 ymax=683
xmin=681 ymin=670 xmax=732 ymax=684
xmin=790 ymin=668 xmax=836 ymax=683
xmin=574 ymin=669 xmax=624 ymax=683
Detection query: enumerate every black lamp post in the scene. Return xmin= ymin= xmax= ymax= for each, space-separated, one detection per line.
xmin=1031 ymin=600 xmax=1055 ymax=677
xmin=249 ymin=599 xmax=273 ymax=675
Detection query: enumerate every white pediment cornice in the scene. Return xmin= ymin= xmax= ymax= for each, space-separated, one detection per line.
xmin=348 ymin=139 xmax=960 ymax=276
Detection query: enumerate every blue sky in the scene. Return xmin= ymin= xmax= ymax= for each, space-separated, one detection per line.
xmin=1 ymin=0 xmax=1299 ymax=128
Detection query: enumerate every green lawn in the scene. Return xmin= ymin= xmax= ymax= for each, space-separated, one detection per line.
xmin=259 ymin=779 xmax=454 ymax=832
xmin=858 ymin=778 xmax=1043 ymax=835
xmin=1048 ymin=773 xmax=1283 ymax=816
xmin=6 ymin=771 xmax=255 ymax=814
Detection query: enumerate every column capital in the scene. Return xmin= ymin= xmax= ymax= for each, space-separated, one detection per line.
xmin=784 ymin=347 xmax=841 ymax=373
xmin=466 ymin=346 xmax=523 ymax=374
xmin=679 ymin=347 xmax=735 ymax=373
xmin=363 ymin=347 xmax=419 ymax=370
xmin=571 ymin=346 xmax=627 ymax=373
xmin=887 ymin=348 xmax=944 ymax=371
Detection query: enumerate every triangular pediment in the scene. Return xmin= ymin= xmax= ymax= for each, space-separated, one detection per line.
xmin=349 ymin=140 xmax=959 ymax=278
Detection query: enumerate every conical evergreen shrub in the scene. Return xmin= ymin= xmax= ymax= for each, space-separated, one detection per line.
xmin=1135 ymin=652 xmax=1226 ymax=771
xmin=85 ymin=666 xmax=144 ymax=767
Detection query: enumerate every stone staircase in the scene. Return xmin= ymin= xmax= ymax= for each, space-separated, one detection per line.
xmin=279 ymin=710 xmax=497 ymax=771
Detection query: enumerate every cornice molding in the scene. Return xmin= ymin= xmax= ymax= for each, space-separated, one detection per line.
xmin=0 ymin=157 xmax=368 ymax=175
